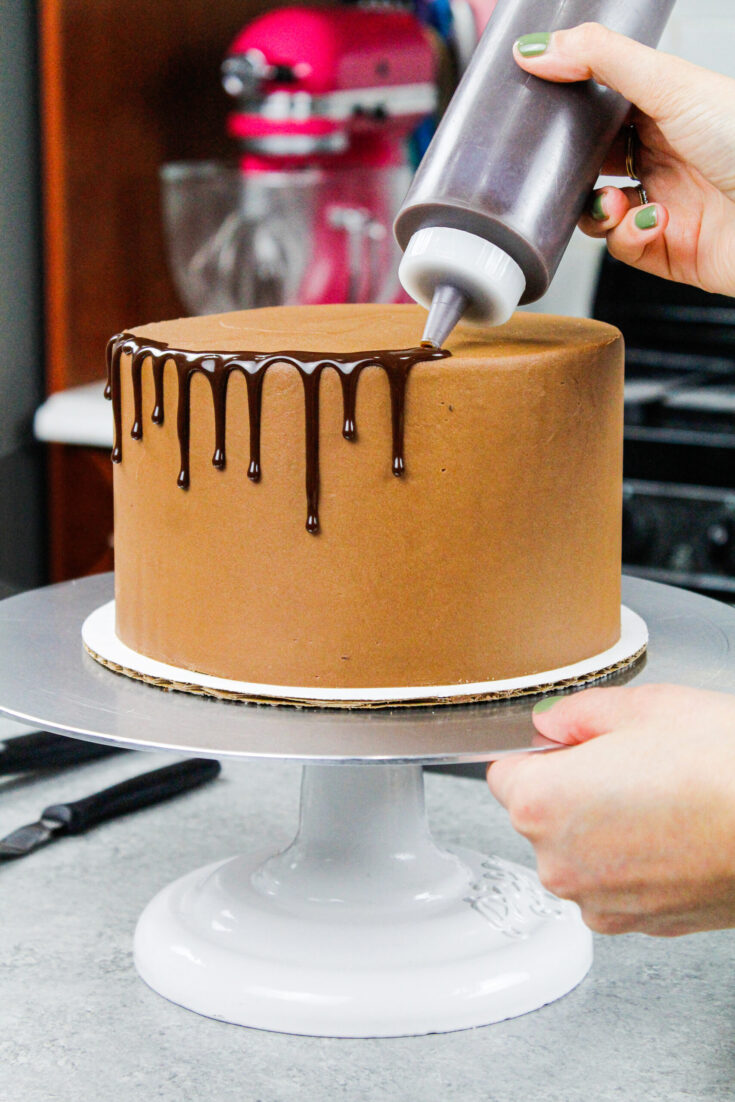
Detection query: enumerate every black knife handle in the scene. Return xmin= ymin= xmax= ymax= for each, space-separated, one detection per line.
xmin=0 ymin=731 xmax=126 ymax=773
xmin=41 ymin=758 xmax=221 ymax=834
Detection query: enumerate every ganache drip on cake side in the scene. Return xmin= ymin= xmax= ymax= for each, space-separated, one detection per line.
xmin=105 ymin=332 xmax=449 ymax=534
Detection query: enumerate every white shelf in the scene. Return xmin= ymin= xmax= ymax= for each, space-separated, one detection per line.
xmin=33 ymin=381 xmax=112 ymax=448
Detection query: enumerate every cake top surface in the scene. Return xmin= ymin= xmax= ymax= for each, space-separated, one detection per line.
xmin=128 ymin=304 xmax=620 ymax=359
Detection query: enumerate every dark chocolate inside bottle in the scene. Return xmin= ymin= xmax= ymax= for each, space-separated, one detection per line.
xmin=105 ymin=333 xmax=449 ymax=534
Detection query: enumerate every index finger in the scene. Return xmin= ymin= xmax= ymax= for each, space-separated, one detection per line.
xmin=486 ymin=751 xmax=539 ymax=810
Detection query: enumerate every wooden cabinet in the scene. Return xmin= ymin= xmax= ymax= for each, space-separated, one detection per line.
xmin=47 ymin=445 xmax=114 ymax=580
xmin=40 ymin=0 xmax=270 ymax=579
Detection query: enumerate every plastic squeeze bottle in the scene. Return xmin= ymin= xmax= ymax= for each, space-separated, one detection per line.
xmin=394 ymin=0 xmax=676 ymax=347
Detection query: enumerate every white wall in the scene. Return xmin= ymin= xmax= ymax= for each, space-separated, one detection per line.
xmin=660 ymin=0 xmax=735 ymax=80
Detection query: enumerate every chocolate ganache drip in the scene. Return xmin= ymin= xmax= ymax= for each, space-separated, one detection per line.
xmin=105 ymin=332 xmax=449 ymax=533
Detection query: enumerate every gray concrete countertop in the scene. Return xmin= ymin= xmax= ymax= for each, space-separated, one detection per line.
xmin=2 ymin=748 xmax=734 ymax=1102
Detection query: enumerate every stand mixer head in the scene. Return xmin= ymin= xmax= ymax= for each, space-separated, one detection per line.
xmin=161 ymin=5 xmax=440 ymax=315
xmin=222 ymin=5 xmax=438 ymax=169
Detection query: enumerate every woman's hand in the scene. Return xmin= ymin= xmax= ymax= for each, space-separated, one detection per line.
xmin=487 ymin=683 xmax=735 ymax=936
xmin=513 ymin=23 xmax=735 ymax=296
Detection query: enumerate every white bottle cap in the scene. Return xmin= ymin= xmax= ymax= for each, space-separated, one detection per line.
xmin=399 ymin=226 xmax=526 ymax=328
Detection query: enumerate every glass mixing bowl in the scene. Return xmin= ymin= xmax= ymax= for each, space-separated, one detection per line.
xmin=160 ymin=161 xmax=411 ymax=315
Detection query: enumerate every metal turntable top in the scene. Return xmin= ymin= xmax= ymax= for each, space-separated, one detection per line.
xmin=0 ymin=573 xmax=734 ymax=764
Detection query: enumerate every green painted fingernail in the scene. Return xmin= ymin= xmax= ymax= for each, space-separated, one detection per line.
xmin=532 ymin=695 xmax=562 ymax=714
xmin=516 ymin=32 xmax=551 ymax=58
xmin=591 ymin=192 xmax=607 ymax=222
xmin=634 ymin=204 xmax=658 ymax=230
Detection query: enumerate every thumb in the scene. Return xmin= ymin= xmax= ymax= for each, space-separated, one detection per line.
xmin=530 ymin=684 xmax=656 ymax=745
xmin=487 ymin=686 xmax=632 ymax=807
xmin=513 ymin=22 xmax=701 ymax=125
xmin=530 ymin=682 xmax=701 ymax=745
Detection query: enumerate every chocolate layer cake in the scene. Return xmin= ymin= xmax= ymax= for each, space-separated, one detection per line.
xmin=105 ymin=304 xmax=623 ymax=694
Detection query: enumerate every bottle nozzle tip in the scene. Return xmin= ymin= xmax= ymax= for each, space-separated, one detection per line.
xmin=421 ymin=284 xmax=470 ymax=349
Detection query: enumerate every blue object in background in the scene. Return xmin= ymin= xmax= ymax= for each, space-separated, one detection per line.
xmin=411 ymin=0 xmax=455 ymax=163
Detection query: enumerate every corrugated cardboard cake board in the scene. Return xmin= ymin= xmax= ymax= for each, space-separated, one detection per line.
xmin=82 ymin=601 xmax=647 ymax=710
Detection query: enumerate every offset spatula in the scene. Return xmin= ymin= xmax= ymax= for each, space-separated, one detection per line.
xmin=0 ymin=730 xmax=126 ymax=773
xmin=0 ymin=758 xmax=221 ymax=859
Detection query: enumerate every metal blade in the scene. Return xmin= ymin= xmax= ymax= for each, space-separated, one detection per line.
xmin=0 ymin=817 xmax=64 ymax=859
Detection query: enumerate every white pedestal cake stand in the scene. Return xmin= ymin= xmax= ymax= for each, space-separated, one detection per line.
xmin=2 ymin=574 xmax=735 ymax=1037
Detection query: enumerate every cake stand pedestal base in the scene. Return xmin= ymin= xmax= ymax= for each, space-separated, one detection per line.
xmin=134 ymin=764 xmax=591 ymax=1037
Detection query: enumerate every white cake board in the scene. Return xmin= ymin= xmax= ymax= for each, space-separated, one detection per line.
xmin=82 ymin=600 xmax=648 ymax=707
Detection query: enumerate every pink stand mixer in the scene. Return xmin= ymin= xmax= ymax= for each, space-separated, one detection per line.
xmin=161 ymin=4 xmax=440 ymax=314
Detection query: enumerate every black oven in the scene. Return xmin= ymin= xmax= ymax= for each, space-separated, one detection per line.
xmin=594 ymin=256 xmax=735 ymax=601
